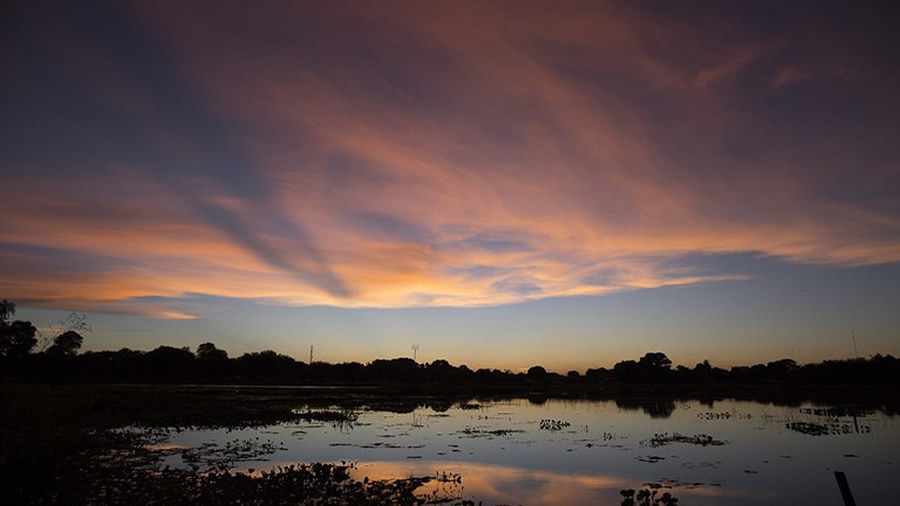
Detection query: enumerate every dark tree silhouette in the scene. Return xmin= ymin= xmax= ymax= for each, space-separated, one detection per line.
xmin=527 ymin=365 xmax=548 ymax=379
xmin=40 ymin=312 xmax=91 ymax=352
xmin=197 ymin=342 xmax=228 ymax=361
xmin=144 ymin=346 xmax=196 ymax=381
xmin=1 ymin=300 xmax=37 ymax=358
xmin=585 ymin=367 xmax=609 ymax=382
xmin=368 ymin=358 xmax=423 ymax=382
xmin=236 ymin=350 xmax=297 ymax=382
xmin=638 ymin=352 xmax=672 ymax=371
xmin=1 ymin=321 xmax=38 ymax=357
xmin=46 ymin=330 xmax=83 ymax=356
xmin=613 ymin=359 xmax=640 ymax=380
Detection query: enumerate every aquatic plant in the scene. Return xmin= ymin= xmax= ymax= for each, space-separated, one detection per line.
xmin=292 ymin=406 xmax=360 ymax=431
xmin=88 ymin=461 xmax=460 ymax=505
xmin=180 ymin=438 xmax=286 ymax=471
xmin=785 ymin=419 xmax=871 ymax=436
xmin=458 ymin=427 xmax=524 ymax=437
xmin=641 ymin=432 xmax=726 ymax=447
xmin=620 ymin=486 xmax=679 ymax=505
xmin=539 ymin=419 xmax=572 ymax=431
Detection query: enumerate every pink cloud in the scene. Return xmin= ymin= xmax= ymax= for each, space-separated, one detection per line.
xmin=3 ymin=1 xmax=898 ymax=317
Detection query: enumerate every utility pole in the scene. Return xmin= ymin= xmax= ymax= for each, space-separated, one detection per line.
xmin=851 ymin=331 xmax=858 ymax=359
xmin=310 ymin=345 xmax=314 ymax=364
xmin=411 ymin=344 xmax=419 ymax=362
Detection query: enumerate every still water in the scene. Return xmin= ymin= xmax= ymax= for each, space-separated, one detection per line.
xmin=162 ymin=397 xmax=895 ymax=505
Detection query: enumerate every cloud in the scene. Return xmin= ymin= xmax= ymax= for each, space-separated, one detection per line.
xmin=2 ymin=1 xmax=899 ymax=317
xmin=692 ymin=50 xmax=756 ymax=89
xmin=770 ymin=66 xmax=809 ymax=89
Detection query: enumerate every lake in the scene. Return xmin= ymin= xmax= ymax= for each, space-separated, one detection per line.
xmin=156 ymin=395 xmax=896 ymax=505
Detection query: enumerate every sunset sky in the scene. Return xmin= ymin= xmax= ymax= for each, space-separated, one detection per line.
xmin=3 ymin=1 xmax=898 ymax=371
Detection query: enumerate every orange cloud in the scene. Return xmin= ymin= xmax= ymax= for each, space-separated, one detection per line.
xmin=2 ymin=1 xmax=898 ymax=318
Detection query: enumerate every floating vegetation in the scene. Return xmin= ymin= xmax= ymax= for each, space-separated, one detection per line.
xmin=651 ymin=478 xmax=723 ymax=489
xmin=785 ymin=421 xmax=830 ymax=436
xmin=92 ymin=461 xmax=461 ymax=506
xmin=680 ymin=461 xmax=721 ymax=470
xmin=800 ymin=407 xmax=875 ymax=418
xmin=637 ymin=455 xmax=666 ymax=463
xmin=785 ymin=420 xmax=871 ymax=436
xmin=457 ymin=427 xmax=524 ymax=438
xmin=329 ymin=442 xmax=426 ymax=449
xmin=291 ymin=406 xmax=360 ymax=428
xmin=620 ymin=486 xmax=679 ymax=505
xmin=641 ymin=432 xmax=727 ymax=448
xmin=180 ymin=438 xmax=286 ymax=471
xmin=697 ymin=411 xmax=752 ymax=420
xmin=540 ymin=419 xmax=572 ymax=431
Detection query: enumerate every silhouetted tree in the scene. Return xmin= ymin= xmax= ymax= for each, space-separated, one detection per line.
xmin=39 ymin=312 xmax=91 ymax=352
xmin=527 ymin=365 xmax=548 ymax=380
xmin=613 ymin=352 xmax=673 ymax=381
xmin=196 ymin=342 xmax=228 ymax=361
xmin=638 ymin=352 xmax=672 ymax=371
xmin=585 ymin=367 xmax=609 ymax=382
xmin=144 ymin=346 xmax=196 ymax=381
xmin=46 ymin=330 xmax=83 ymax=356
xmin=194 ymin=342 xmax=230 ymax=379
xmin=368 ymin=358 xmax=422 ymax=382
xmin=765 ymin=358 xmax=798 ymax=380
xmin=1 ymin=300 xmax=37 ymax=358
xmin=236 ymin=350 xmax=297 ymax=382
xmin=613 ymin=359 xmax=640 ymax=381
xmin=425 ymin=359 xmax=456 ymax=382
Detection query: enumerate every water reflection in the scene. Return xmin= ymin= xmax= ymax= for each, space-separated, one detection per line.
xmin=162 ymin=397 xmax=896 ymax=505
xmin=615 ymin=399 xmax=677 ymax=419
xmin=349 ymin=460 xmax=772 ymax=506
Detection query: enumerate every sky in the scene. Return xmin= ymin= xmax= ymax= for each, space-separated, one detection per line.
xmin=3 ymin=1 xmax=899 ymax=371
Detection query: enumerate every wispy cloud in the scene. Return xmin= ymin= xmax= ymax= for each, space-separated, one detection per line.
xmin=770 ymin=66 xmax=809 ymax=90
xmin=692 ymin=50 xmax=756 ymax=89
xmin=2 ymin=1 xmax=898 ymax=318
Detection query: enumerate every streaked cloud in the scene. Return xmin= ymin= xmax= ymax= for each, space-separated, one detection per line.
xmin=2 ymin=1 xmax=898 ymax=319
xmin=692 ymin=50 xmax=756 ymax=89
xmin=770 ymin=66 xmax=809 ymax=90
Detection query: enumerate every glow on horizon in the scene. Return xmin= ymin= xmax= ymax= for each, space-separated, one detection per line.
xmin=3 ymin=1 xmax=899 ymax=369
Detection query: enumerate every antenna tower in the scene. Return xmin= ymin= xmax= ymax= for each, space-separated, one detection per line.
xmin=411 ymin=344 xmax=420 ymax=362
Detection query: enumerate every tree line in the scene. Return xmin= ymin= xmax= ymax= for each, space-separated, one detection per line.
xmin=2 ymin=300 xmax=897 ymax=386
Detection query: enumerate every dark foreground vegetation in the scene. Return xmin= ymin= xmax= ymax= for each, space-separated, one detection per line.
xmin=0 ymin=384 xmax=489 ymax=505
xmin=1 ymin=380 xmax=893 ymax=504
